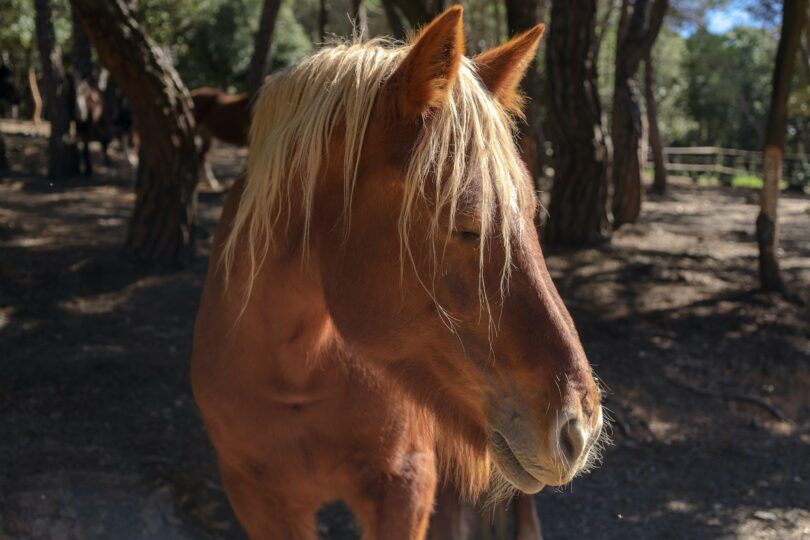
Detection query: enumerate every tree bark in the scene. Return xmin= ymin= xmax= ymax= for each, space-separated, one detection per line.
xmin=246 ymin=0 xmax=281 ymax=96
xmin=801 ymin=34 xmax=810 ymax=76
xmin=544 ymin=0 xmax=611 ymax=246
xmin=595 ymin=0 xmax=620 ymax=58
xmin=610 ymin=0 xmax=668 ymax=228
xmin=69 ymin=0 xmax=200 ymax=266
xmin=28 ymin=68 xmax=43 ymax=125
xmin=319 ymin=0 xmax=331 ymax=42
xmin=505 ymin=0 xmax=545 ymax=189
xmin=645 ymin=50 xmax=667 ymax=194
xmin=351 ymin=0 xmax=369 ymax=39
xmin=72 ymin=8 xmax=93 ymax=79
xmin=757 ymin=0 xmax=806 ymax=292
xmin=389 ymin=0 xmax=434 ymax=28
xmin=35 ymin=0 xmax=79 ymax=179
xmin=381 ymin=0 xmax=407 ymax=40
xmin=0 ymin=133 xmax=7 ymax=172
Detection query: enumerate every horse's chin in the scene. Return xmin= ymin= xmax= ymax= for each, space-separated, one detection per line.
xmin=489 ymin=431 xmax=545 ymax=494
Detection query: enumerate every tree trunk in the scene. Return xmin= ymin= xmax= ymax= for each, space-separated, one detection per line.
xmin=28 ymin=68 xmax=43 ymax=125
xmin=645 ymin=50 xmax=667 ymax=194
xmin=505 ymin=0 xmax=545 ymax=189
xmin=595 ymin=0 xmax=620 ymax=57
xmin=72 ymin=8 xmax=93 ymax=79
xmin=610 ymin=0 xmax=668 ymax=228
xmin=757 ymin=0 xmax=806 ymax=292
xmin=319 ymin=0 xmax=331 ymax=42
xmin=390 ymin=0 xmax=434 ymax=28
xmin=351 ymin=0 xmax=369 ymax=39
xmin=69 ymin=0 xmax=200 ymax=266
xmin=0 ymin=133 xmax=7 ymax=172
xmin=246 ymin=0 xmax=281 ymax=96
xmin=801 ymin=34 xmax=810 ymax=76
xmin=544 ymin=0 xmax=611 ymax=246
xmin=35 ymin=0 xmax=79 ymax=179
xmin=381 ymin=0 xmax=407 ymax=40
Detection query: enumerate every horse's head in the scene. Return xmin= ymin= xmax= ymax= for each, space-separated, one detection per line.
xmin=238 ymin=6 xmax=604 ymax=496
xmin=0 ymin=64 xmax=20 ymax=106
xmin=314 ymin=8 xmax=603 ymax=494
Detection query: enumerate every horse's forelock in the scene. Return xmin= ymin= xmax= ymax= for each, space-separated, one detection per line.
xmin=224 ymin=41 xmax=530 ymax=293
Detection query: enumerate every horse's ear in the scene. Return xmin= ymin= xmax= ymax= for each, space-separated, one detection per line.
xmin=473 ymin=25 xmax=545 ymax=113
xmin=383 ymin=6 xmax=465 ymax=123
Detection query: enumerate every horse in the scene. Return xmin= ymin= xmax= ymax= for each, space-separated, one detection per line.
xmin=192 ymin=7 xmax=604 ymax=539
xmin=189 ymin=86 xmax=251 ymax=189
xmin=70 ymin=75 xmax=111 ymax=176
xmin=99 ymin=70 xmax=137 ymax=166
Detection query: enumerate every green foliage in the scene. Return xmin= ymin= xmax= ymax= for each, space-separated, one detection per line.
xmin=138 ymin=0 xmax=313 ymax=91
xmin=2 ymin=0 xmax=810 ymax=161
xmin=652 ymin=28 xmax=697 ymax=143
xmin=0 ymin=0 xmax=36 ymax=67
xmin=269 ymin=4 xmax=313 ymax=72
xmin=681 ymin=26 xmax=776 ymax=149
xmin=1 ymin=0 xmax=72 ymax=71
xmin=697 ymin=174 xmax=789 ymax=189
xmin=178 ymin=1 xmax=256 ymax=91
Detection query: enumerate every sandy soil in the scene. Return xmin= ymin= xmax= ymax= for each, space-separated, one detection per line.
xmin=1 ymin=123 xmax=808 ymax=539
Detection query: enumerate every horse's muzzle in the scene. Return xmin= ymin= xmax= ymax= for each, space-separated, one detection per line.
xmin=490 ymin=404 xmax=604 ymax=491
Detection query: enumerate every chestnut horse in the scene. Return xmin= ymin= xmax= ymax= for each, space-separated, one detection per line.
xmin=189 ymin=86 xmax=250 ymax=188
xmin=192 ymin=7 xmax=604 ymax=539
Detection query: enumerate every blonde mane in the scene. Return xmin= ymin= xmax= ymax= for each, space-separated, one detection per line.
xmin=221 ymin=38 xmax=534 ymax=305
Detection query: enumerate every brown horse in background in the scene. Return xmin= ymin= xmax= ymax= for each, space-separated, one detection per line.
xmin=99 ymin=70 xmax=137 ymax=166
xmin=70 ymin=76 xmax=110 ymax=176
xmin=190 ymin=86 xmax=250 ymax=188
xmin=69 ymin=73 xmax=136 ymax=175
xmin=192 ymin=8 xmax=603 ymax=539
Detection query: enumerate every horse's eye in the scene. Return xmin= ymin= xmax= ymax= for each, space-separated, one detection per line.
xmin=455 ymin=230 xmax=480 ymax=241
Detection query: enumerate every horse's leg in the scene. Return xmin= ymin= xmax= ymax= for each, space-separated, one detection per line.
xmin=219 ymin=464 xmax=318 ymax=540
xmin=82 ymin=134 xmax=92 ymax=176
xmin=198 ymin=130 xmax=221 ymax=190
xmin=204 ymin=160 xmax=221 ymax=190
xmin=428 ymin=490 xmax=541 ymax=540
xmin=121 ymin=133 xmax=130 ymax=161
xmin=427 ymin=485 xmax=475 ymax=540
xmin=125 ymin=132 xmax=138 ymax=167
xmin=515 ymin=494 xmax=543 ymax=540
xmin=130 ymin=133 xmax=140 ymax=166
xmin=349 ymin=451 xmax=437 ymax=540
xmin=102 ymin=138 xmax=111 ymax=166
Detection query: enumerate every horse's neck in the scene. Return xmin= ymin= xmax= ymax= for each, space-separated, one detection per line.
xmin=259 ymin=245 xmax=329 ymax=331
xmin=203 ymin=169 xmax=352 ymax=399
xmin=219 ymin=225 xmax=342 ymax=399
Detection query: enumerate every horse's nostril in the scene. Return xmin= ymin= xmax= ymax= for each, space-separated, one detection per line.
xmin=558 ymin=418 xmax=586 ymax=464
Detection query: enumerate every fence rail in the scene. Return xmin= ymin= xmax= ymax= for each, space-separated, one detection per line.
xmin=655 ymin=146 xmax=810 ymax=186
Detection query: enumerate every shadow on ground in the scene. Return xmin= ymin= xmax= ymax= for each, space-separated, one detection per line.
xmin=1 ymin=128 xmax=808 ymax=539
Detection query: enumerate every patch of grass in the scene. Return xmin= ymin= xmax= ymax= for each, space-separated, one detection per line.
xmin=730 ymin=174 xmax=789 ymax=190
xmin=731 ymin=174 xmax=762 ymax=189
xmin=697 ymin=175 xmax=720 ymax=186
xmin=697 ymin=174 xmax=790 ymax=190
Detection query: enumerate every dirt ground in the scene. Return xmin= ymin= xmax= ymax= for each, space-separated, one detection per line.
xmin=1 ymin=122 xmax=809 ymax=540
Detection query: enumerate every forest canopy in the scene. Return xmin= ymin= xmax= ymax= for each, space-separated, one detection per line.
xmin=1 ymin=0 xmax=805 ymax=154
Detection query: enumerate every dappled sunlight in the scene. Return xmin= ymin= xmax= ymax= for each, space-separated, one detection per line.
xmin=58 ymin=275 xmax=174 ymax=316
xmin=3 ymin=116 xmax=808 ymax=539
xmin=2 ymin=0 xmax=809 ymax=534
xmin=732 ymin=507 xmax=810 ymax=539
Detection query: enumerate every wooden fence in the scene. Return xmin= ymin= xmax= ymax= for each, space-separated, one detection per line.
xmin=655 ymin=146 xmax=810 ymax=187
